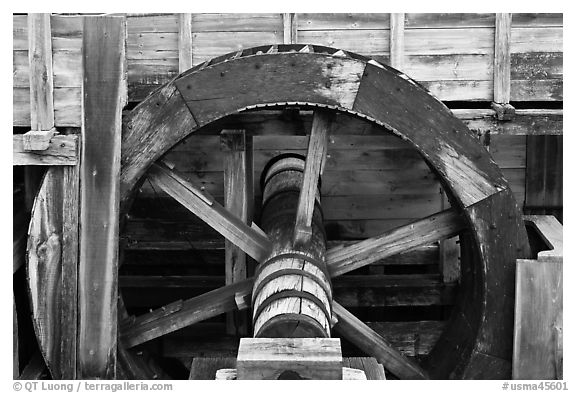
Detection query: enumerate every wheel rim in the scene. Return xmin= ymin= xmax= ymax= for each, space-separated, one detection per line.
xmin=27 ymin=44 xmax=530 ymax=379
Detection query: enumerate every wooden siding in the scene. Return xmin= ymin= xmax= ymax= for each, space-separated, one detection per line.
xmin=13 ymin=13 xmax=563 ymax=127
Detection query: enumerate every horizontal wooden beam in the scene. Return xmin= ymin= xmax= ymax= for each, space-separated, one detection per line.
xmin=333 ymin=301 xmax=428 ymax=380
xmin=326 ymin=209 xmax=465 ymax=277
xmin=147 ymin=162 xmax=272 ymax=262
xmin=121 ymin=279 xmax=253 ymax=348
xmin=13 ymin=134 xmax=78 ymax=165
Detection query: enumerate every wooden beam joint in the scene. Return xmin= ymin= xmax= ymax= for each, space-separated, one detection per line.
xmin=491 ymin=102 xmax=516 ymax=121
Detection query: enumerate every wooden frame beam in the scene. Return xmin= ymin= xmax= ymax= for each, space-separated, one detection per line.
xmin=389 ymin=13 xmax=405 ymax=70
xmin=327 ymin=209 xmax=465 ymax=277
xmin=221 ymin=129 xmax=253 ymax=335
xmin=493 ymin=13 xmax=515 ymax=120
xmin=333 ymin=301 xmax=428 ymax=379
xmin=78 ymin=15 xmax=127 ymax=379
xmin=293 ymin=111 xmax=331 ymax=246
xmin=148 ymin=162 xmax=272 ymax=262
xmin=178 ymin=13 xmax=193 ymax=72
xmin=282 ymin=13 xmax=297 ymax=44
xmin=13 ymin=134 xmax=78 ymax=166
xmin=122 ymin=279 xmax=253 ymax=348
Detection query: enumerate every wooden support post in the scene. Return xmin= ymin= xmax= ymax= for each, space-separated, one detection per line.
xmin=221 ymin=130 xmax=253 ymax=336
xmin=282 ymin=13 xmax=297 ymax=44
xmin=389 ymin=13 xmax=405 ymax=70
xmin=25 ymin=13 xmax=56 ymax=209
xmin=78 ymin=15 xmax=127 ymax=379
xmin=493 ymin=13 xmax=515 ymax=120
xmin=28 ymin=13 xmax=55 ymax=133
xmin=237 ymin=338 xmax=342 ymax=380
xmin=178 ymin=13 xmax=193 ymax=72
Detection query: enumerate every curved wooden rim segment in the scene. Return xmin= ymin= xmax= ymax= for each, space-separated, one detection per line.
xmin=29 ymin=44 xmax=530 ymax=379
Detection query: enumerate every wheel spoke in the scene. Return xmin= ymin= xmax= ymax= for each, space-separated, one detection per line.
xmin=121 ymin=279 xmax=254 ymax=348
xmin=327 ymin=209 xmax=465 ymax=277
xmin=332 ymin=301 xmax=428 ymax=380
xmin=147 ymin=161 xmax=272 ymax=262
xmin=293 ymin=110 xmax=331 ymax=246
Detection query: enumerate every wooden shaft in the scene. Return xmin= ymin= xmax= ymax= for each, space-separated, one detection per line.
xmin=253 ymin=155 xmax=332 ymax=338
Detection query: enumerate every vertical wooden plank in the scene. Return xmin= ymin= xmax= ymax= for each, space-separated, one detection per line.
xmin=28 ymin=13 xmax=55 ymax=131
xmin=526 ymin=135 xmax=563 ymax=210
xmin=494 ymin=13 xmax=512 ymax=104
xmin=221 ymin=130 xmax=253 ymax=336
xmin=283 ymin=13 xmax=297 ymax=44
xmin=178 ymin=13 xmax=193 ymax=72
xmin=513 ymin=260 xmax=562 ymax=379
xmin=79 ymin=15 xmax=127 ymax=379
xmin=390 ymin=13 xmax=405 ymax=70
xmin=59 ymin=165 xmax=79 ymax=379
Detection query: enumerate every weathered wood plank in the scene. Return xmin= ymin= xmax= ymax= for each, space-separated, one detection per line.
xmin=297 ymin=13 xmax=390 ymax=30
xmin=78 ymin=15 xmax=126 ymax=379
xmin=343 ymin=357 xmax=386 ymax=380
xmin=405 ymin=13 xmax=495 ymax=28
xmin=297 ymin=29 xmax=389 ymax=55
xmin=28 ymin=13 xmax=55 ymax=131
xmin=513 ymin=260 xmax=562 ymax=379
xmin=13 ymin=134 xmax=78 ymax=166
xmin=404 ymin=54 xmax=492 ymax=81
xmin=390 ymin=13 xmax=405 ymax=70
xmin=404 ymin=28 xmax=494 ymax=55
xmin=126 ymin=14 xmax=178 ymax=33
xmin=178 ymin=13 xmax=193 ymax=72
xmin=327 ymin=209 xmax=465 ymax=277
xmin=147 ymin=162 xmax=271 ymax=262
xmin=237 ymin=338 xmax=342 ymax=380
xmin=494 ymin=14 xmax=512 ymax=104
xmin=510 ymin=27 xmax=563 ymax=53
xmin=221 ymin=130 xmax=252 ymax=335
xmin=191 ymin=13 xmax=282 ymax=32
xmin=333 ymin=302 xmax=427 ymax=379
xmin=121 ymin=279 xmax=253 ymax=348
xmin=294 ymin=112 xmax=330 ymax=245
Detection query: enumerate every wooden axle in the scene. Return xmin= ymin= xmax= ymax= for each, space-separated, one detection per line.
xmin=252 ymin=155 xmax=332 ymax=338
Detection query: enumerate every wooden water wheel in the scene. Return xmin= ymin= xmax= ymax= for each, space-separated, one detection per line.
xmin=27 ymin=44 xmax=531 ymax=379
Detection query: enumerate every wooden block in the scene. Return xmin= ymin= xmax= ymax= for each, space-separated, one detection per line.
xmin=342 ymin=367 xmax=367 ymax=380
xmin=13 ymin=134 xmax=78 ymax=166
xmin=491 ymin=102 xmax=516 ymax=121
xmin=524 ymin=215 xmax=563 ymax=262
xmin=236 ymin=338 xmax=343 ymax=380
xmin=513 ymin=259 xmax=562 ymax=379
xmin=23 ymin=129 xmax=57 ymax=151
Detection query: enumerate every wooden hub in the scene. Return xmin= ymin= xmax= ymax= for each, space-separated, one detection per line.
xmin=253 ymin=155 xmax=332 ymax=338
